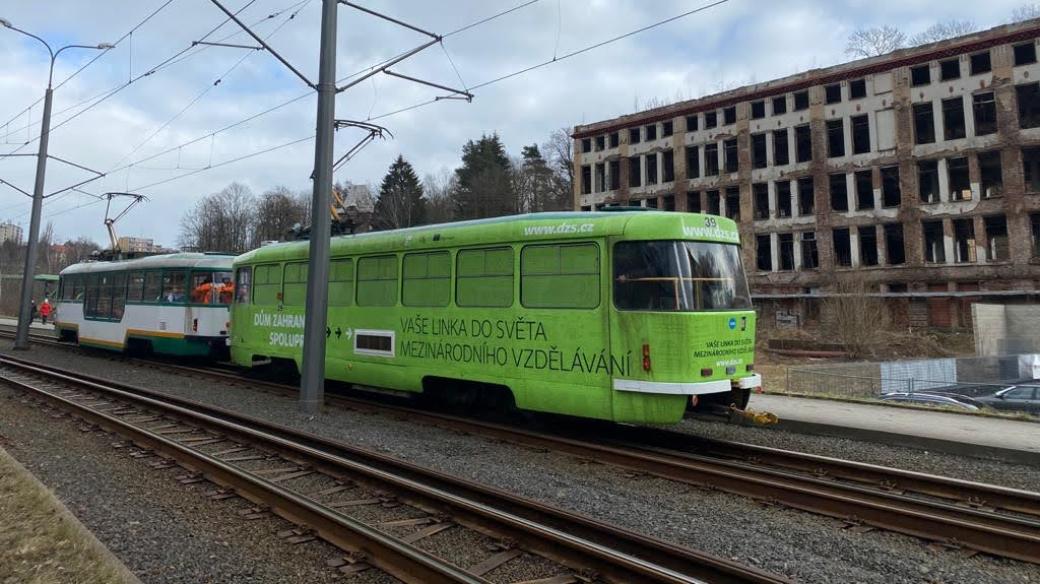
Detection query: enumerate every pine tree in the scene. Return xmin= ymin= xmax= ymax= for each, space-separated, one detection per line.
xmin=373 ymin=155 xmax=426 ymax=230
xmin=515 ymin=144 xmax=555 ymax=212
xmin=452 ymin=133 xmax=516 ymax=220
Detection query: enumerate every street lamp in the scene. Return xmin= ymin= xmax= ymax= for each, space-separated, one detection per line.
xmin=0 ymin=18 xmax=111 ymax=348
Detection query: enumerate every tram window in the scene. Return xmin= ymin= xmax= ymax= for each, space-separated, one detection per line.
xmin=457 ymin=248 xmax=513 ymax=307
xmin=161 ymin=270 xmax=188 ymax=304
xmin=521 ymin=243 xmax=600 ymax=309
xmin=212 ymin=271 xmax=233 ymax=304
xmin=143 ymin=272 xmax=162 ymax=303
xmin=329 ymin=259 xmax=354 ymax=307
xmin=60 ymin=276 xmax=73 ymax=301
xmin=97 ymin=273 xmax=113 ymax=318
xmin=357 ymin=255 xmax=399 ymax=306
xmin=282 ymin=263 xmax=308 ymax=306
xmin=403 ymin=252 xmax=450 ymax=307
xmin=235 ymin=267 xmax=252 ymax=304
xmin=85 ymin=274 xmax=100 ymax=316
xmin=190 ymin=271 xmax=221 ymax=305
xmin=110 ymin=272 xmax=127 ymax=320
xmin=127 ymin=271 xmax=145 ymax=302
xmin=613 ymin=241 xmax=752 ymax=311
xmin=253 ymin=264 xmax=282 ymax=305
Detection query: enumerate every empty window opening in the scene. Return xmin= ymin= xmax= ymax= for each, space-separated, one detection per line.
xmin=825 ymin=83 xmax=842 ymax=104
xmin=687 ymin=191 xmax=702 ymax=213
xmin=911 ymin=65 xmax=931 ymax=86
xmin=795 ymin=124 xmax=812 ymax=162
xmin=884 ymin=223 xmax=906 ymax=265
xmin=1015 ymin=42 xmax=1037 ymax=66
xmin=827 ymin=119 xmax=845 ymax=158
xmin=918 ymin=160 xmax=940 ymax=203
xmin=646 ymin=124 xmax=657 ymax=141
xmin=662 ymin=150 xmax=674 ymax=182
xmin=723 ymin=106 xmax=737 ymax=125
xmin=686 ymin=145 xmax=700 ymax=178
xmin=581 ymin=165 xmax=592 ymax=195
xmin=706 ymin=190 xmax=721 ymax=215
xmin=985 ymin=215 xmax=1010 ymax=261
xmin=705 ymin=111 xmax=718 ymax=129
xmin=859 ymin=226 xmax=879 ymax=266
xmin=1017 ymin=82 xmax=1040 ymax=129
xmin=686 ymin=115 xmax=699 ymax=132
xmin=608 ymin=159 xmax=620 ymax=190
xmin=629 ymin=128 xmax=641 ymax=144
xmin=851 ymin=114 xmax=870 ymax=154
xmin=922 ymin=220 xmax=945 ymax=263
xmin=953 ymin=219 xmax=976 ymax=263
xmin=756 ymin=235 xmax=772 ymax=271
xmin=751 ymin=134 xmax=768 ymax=169
xmin=753 ymin=183 xmax=769 ymax=220
xmin=609 ymin=132 xmax=620 ymax=148
xmin=774 ymin=181 xmax=791 ymax=218
xmin=1031 ymin=213 xmax=1040 ymax=257
xmin=663 ymin=194 xmax=675 ymax=211
xmin=913 ymin=102 xmax=935 ymax=144
xmin=751 ymin=100 xmax=766 ymax=119
xmin=772 ymin=96 xmax=788 ymax=115
xmin=855 ymin=170 xmax=874 ymax=210
xmin=849 ymin=79 xmax=867 ymax=99
xmin=705 ymin=143 xmax=720 ymax=176
xmin=724 ymin=138 xmax=739 ymax=173
xmin=794 ymin=90 xmax=810 ymax=111
xmin=942 ymin=97 xmax=966 ymax=140
xmin=796 ymin=177 xmax=814 ymax=215
xmin=940 ymin=58 xmax=961 ymax=81
xmin=725 ymin=187 xmax=740 ymax=221
xmin=801 ymin=232 xmax=819 ymax=269
xmin=644 ymin=197 xmax=658 ymax=209
xmin=628 ymin=155 xmax=641 ymax=187
xmin=662 ymin=121 xmax=673 ymax=137
xmin=979 ymin=151 xmax=1002 ymax=198
xmin=595 ymin=135 xmax=605 ymax=151
xmin=1023 ymin=146 xmax=1040 ymax=192
xmin=973 ymin=92 xmax=997 ymax=135
xmin=970 ymin=51 xmax=991 ymax=75
xmin=778 ymin=233 xmax=795 ymax=270
xmin=833 ymin=228 xmax=852 ymax=267
xmin=947 ymin=157 xmax=971 ymax=201
xmin=581 ymin=138 xmax=591 ymax=153
xmin=645 ymin=152 xmax=658 ymax=185
xmin=594 ymin=163 xmax=605 ymax=192
xmin=829 ymin=173 xmax=849 ymax=211
xmin=773 ymin=128 xmax=790 ymax=165
xmin=881 ymin=166 xmax=901 ymax=207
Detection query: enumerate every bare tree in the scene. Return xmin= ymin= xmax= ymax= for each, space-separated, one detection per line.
xmin=254 ymin=185 xmax=307 ymax=243
xmin=823 ymin=277 xmax=891 ymax=359
xmin=542 ymin=128 xmax=574 ymax=210
xmin=179 ymin=182 xmax=256 ymax=253
xmin=1012 ymin=4 xmax=1040 ymax=21
xmin=910 ymin=20 xmax=977 ymax=45
xmin=845 ymin=26 xmax=906 ymax=58
xmin=422 ymin=169 xmax=456 ymax=224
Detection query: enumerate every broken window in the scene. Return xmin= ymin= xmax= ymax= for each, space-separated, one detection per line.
xmin=581 ymin=165 xmax=592 ymax=195
xmin=947 ymin=157 xmax=971 ymax=201
xmin=662 ymin=121 xmax=673 ymax=137
xmin=751 ymin=100 xmax=766 ymax=119
xmin=793 ymin=90 xmax=809 ymax=111
xmin=645 ymin=152 xmax=658 ymax=185
xmin=706 ymin=189 xmax=721 ymax=215
xmin=644 ymin=197 xmax=658 ymax=209
xmin=884 ymin=223 xmax=906 ymax=265
xmin=849 ymin=79 xmax=867 ymax=99
xmin=918 ymin=160 xmax=940 ymax=203
xmin=881 ymin=166 xmax=901 ymax=207
xmin=922 ymin=220 xmax=945 ymax=263
xmin=725 ymin=187 xmax=740 ymax=221
xmin=756 ymin=235 xmax=772 ymax=271
xmin=953 ymin=218 xmax=976 ymax=263
xmin=751 ymin=133 xmax=768 ymax=169
xmin=705 ymin=143 xmax=720 ymax=176
xmin=595 ymin=135 xmax=605 ymax=151
xmin=1015 ymin=42 xmax=1037 ymax=66
xmin=687 ymin=191 xmax=702 ymax=213
xmin=801 ymin=232 xmax=819 ymax=269
xmin=826 ymin=119 xmax=845 ymax=158
xmin=609 ymin=132 xmax=620 ymax=148
xmin=1023 ymin=146 xmax=1040 ymax=192
xmin=646 ymin=124 xmax=657 ymax=141
xmin=686 ymin=115 xmax=699 ymax=132
xmin=970 ymin=51 xmax=991 ymax=75
xmin=581 ymin=138 xmax=591 ymax=153
xmin=686 ymin=145 xmax=700 ymax=178
xmin=979 ymin=151 xmax=1002 ymax=198
xmin=798 ymin=177 xmax=814 ymax=215
xmin=608 ymin=160 xmax=620 ymax=191
xmin=940 ymin=58 xmax=961 ymax=81
xmin=1016 ymin=82 xmax=1040 ymax=128
xmin=776 ymin=181 xmax=792 ymax=218
xmin=833 ymin=228 xmax=852 ymax=267
xmin=913 ymin=102 xmax=935 ymax=144
xmin=594 ymin=163 xmax=605 ymax=192
xmin=705 ymin=111 xmax=718 ymax=129
xmin=662 ymin=150 xmax=674 ymax=182
xmin=795 ymin=124 xmax=812 ymax=162
xmin=778 ymin=233 xmax=795 ymax=270
xmin=724 ymin=138 xmax=739 ymax=173
xmin=1032 ymin=213 xmax=1040 ymax=257
xmin=773 ymin=128 xmax=789 ymax=165
xmin=973 ymin=92 xmax=997 ymax=136
xmin=825 ymin=83 xmax=842 ymax=104
xmin=911 ymin=65 xmax=931 ymax=87
xmin=859 ymin=226 xmax=879 ymax=266
xmin=629 ymin=128 xmax=641 ymax=144
xmin=830 ymin=173 xmax=848 ymax=211
xmin=723 ymin=106 xmax=737 ymax=125
xmin=772 ymin=95 xmax=787 ymax=115
xmin=942 ymin=97 xmax=966 ymax=140
xmin=855 ymin=170 xmax=874 ymax=210
xmin=985 ymin=215 xmax=1009 ymax=261
xmin=753 ymin=183 xmax=769 ymax=219
xmin=628 ymin=155 xmax=641 ymax=187
xmin=851 ymin=114 xmax=870 ymax=154
xmin=663 ymin=194 xmax=675 ymax=211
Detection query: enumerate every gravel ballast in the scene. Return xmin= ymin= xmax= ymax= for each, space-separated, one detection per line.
xmin=4 ymin=344 xmax=1040 ymax=584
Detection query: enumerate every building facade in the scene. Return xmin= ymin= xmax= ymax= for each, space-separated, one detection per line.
xmin=0 ymin=222 xmax=23 ymax=245
xmin=117 ymin=236 xmax=162 ymax=254
xmin=572 ymin=19 xmax=1040 ymax=329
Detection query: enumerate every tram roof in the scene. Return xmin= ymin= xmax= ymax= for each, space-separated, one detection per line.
xmin=59 ymin=252 xmax=235 ymax=275
xmin=235 ymin=211 xmax=741 ymax=264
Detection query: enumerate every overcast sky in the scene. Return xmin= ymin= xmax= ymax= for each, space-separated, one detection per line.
xmin=0 ymin=0 xmax=1033 ymax=246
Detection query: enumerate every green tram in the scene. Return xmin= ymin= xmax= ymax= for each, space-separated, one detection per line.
xmin=230 ymin=211 xmax=759 ymax=424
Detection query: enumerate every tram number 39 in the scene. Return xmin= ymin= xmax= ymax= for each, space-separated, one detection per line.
xmin=704 ymin=217 xmax=717 ymax=228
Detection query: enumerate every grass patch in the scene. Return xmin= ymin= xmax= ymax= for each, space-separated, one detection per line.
xmin=0 ymin=445 xmax=138 ymax=584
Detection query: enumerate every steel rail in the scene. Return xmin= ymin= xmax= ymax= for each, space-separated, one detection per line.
xmin=0 ymin=355 xmax=785 ymax=584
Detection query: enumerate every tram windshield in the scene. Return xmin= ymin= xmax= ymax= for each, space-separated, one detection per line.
xmin=613 ymin=241 xmax=751 ymax=311
xmin=190 ymin=271 xmax=234 ymax=305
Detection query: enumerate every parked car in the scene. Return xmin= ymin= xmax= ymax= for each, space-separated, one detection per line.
xmin=879 ymin=392 xmax=981 ymax=411
xmin=976 ymin=386 xmax=1040 ymax=414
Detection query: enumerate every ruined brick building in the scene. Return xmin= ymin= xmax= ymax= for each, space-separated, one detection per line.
xmin=572 ymin=19 xmax=1040 ymax=330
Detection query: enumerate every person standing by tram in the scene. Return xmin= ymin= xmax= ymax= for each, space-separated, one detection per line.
xmin=39 ymin=298 xmax=52 ymax=325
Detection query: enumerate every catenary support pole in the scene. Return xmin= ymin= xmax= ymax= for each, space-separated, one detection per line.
xmin=299 ymin=0 xmax=338 ymax=414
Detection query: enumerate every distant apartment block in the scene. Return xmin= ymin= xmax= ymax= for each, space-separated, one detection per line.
xmin=117 ymin=236 xmax=162 ymax=254
xmin=0 ymin=222 xmax=23 ymax=244
xmin=572 ymin=19 xmax=1040 ymax=329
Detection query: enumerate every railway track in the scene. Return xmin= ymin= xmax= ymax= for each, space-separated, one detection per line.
xmin=7 ymin=333 xmax=1040 ymax=564
xmin=0 ymin=354 xmax=785 ymax=584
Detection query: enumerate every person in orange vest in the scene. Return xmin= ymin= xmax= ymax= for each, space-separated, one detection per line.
xmin=39 ymin=298 xmax=52 ymax=325
xmin=218 ymin=277 xmax=234 ymax=304
xmin=192 ymin=277 xmax=215 ymax=304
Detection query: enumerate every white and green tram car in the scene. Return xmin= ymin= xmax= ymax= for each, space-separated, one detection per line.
xmin=55 ymin=253 xmax=235 ymax=357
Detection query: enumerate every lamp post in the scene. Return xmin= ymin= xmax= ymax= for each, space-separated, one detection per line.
xmin=0 ymin=17 xmax=112 ymax=348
